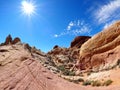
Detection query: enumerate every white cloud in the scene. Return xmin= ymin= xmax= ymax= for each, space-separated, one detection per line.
xmin=95 ymin=0 xmax=120 ymax=24
xmin=53 ymin=20 xmax=91 ymax=37
xmin=54 ymin=34 xmax=58 ymax=38
xmin=67 ymin=21 xmax=74 ymax=30
xmin=103 ymin=20 xmax=115 ymax=29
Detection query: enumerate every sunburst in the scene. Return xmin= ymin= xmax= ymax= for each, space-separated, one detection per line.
xmin=21 ymin=0 xmax=36 ymax=17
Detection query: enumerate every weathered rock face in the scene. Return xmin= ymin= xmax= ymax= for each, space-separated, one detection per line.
xmin=78 ymin=21 xmax=120 ymax=71
xmin=47 ymin=36 xmax=90 ymax=72
xmin=48 ymin=46 xmax=79 ymax=67
xmin=70 ymin=36 xmax=91 ymax=48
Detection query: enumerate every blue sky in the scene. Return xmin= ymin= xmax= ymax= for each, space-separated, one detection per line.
xmin=0 ymin=0 xmax=120 ymax=52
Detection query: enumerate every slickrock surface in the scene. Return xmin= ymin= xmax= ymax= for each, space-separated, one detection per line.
xmin=78 ymin=21 xmax=120 ymax=71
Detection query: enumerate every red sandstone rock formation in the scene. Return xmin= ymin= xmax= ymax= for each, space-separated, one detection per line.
xmin=12 ymin=37 xmax=21 ymax=44
xmin=2 ymin=35 xmax=21 ymax=45
xmin=70 ymin=36 xmax=91 ymax=48
xmin=47 ymin=36 xmax=90 ymax=73
xmin=4 ymin=34 xmax=12 ymax=45
xmin=78 ymin=21 xmax=120 ymax=71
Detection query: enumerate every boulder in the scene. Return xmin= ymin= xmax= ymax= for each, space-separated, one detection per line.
xmin=1 ymin=35 xmax=21 ymax=45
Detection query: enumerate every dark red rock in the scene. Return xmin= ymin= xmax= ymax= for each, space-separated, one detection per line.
xmin=70 ymin=36 xmax=91 ymax=48
xmin=4 ymin=34 xmax=12 ymax=45
xmin=12 ymin=37 xmax=21 ymax=44
xmin=53 ymin=45 xmax=59 ymax=49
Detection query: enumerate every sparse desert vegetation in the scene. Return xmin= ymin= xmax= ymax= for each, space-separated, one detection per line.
xmin=82 ymin=80 xmax=113 ymax=86
xmin=102 ymin=80 xmax=113 ymax=86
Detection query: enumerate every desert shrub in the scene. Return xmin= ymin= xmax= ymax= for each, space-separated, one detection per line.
xmin=82 ymin=80 xmax=92 ymax=86
xmin=57 ymin=65 xmax=75 ymax=76
xmin=63 ymin=70 xmax=75 ymax=76
xmin=91 ymin=80 xmax=101 ymax=87
xmin=68 ymin=79 xmax=84 ymax=84
xmin=87 ymin=72 xmax=91 ymax=76
xmin=77 ymin=78 xmax=84 ymax=82
xmin=57 ymin=65 xmax=65 ymax=71
xmin=117 ymin=59 xmax=120 ymax=68
xmin=103 ymin=80 xmax=113 ymax=86
xmin=68 ymin=71 xmax=75 ymax=76
xmin=66 ymin=79 xmax=79 ymax=84
xmin=71 ymin=80 xmax=79 ymax=84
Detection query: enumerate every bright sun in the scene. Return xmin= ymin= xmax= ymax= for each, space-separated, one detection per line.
xmin=21 ymin=0 xmax=36 ymax=17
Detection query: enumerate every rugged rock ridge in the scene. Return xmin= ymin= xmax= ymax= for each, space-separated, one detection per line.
xmin=47 ymin=36 xmax=90 ymax=75
xmin=78 ymin=21 xmax=120 ymax=71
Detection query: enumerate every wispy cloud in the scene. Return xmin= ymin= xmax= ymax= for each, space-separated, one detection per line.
xmin=67 ymin=21 xmax=74 ymax=30
xmin=54 ymin=20 xmax=91 ymax=37
xmin=95 ymin=0 xmax=120 ymax=24
xmin=103 ymin=20 xmax=115 ymax=29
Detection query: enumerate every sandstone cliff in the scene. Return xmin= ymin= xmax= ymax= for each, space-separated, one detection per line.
xmin=78 ymin=21 xmax=120 ymax=71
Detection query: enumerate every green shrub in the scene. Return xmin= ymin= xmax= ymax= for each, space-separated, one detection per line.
xmin=82 ymin=80 xmax=92 ymax=86
xmin=103 ymin=80 xmax=113 ymax=86
xmin=63 ymin=70 xmax=75 ymax=76
xmin=92 ymin=80 xmax=101 ymax=87
xmin=57 ymin=65 xmax=75 ymax=76
xmin=72 ymin=80 xmax=80 ymax=84
xmin=72 ymin=78 xmax=84 ymax=84
xmin=57 ymin=65 xmax=65 ymax=71
xmin=77 ymin=78 xmax=84 ymax=82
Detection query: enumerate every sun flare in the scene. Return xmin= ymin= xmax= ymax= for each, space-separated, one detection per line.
xmin=21 ymin=0 xmax=36 ymax=17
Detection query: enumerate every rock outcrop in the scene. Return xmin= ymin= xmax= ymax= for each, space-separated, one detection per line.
xmin=70 ymin=36 xmax=91 ymax=48
xmin=48 ymin=46 xmax=79 ymax=68
xmin=4 ymin=34 xmax=12 ymax=45
xmin=12 ymin=37 xmax=21 ymax=44
xmin=78 ymin=21 xmax=120 ymax=71
xmin=47 ymin=36 xmax=90 ymax=74
xmin=1 ymin=35 xmax=21 ymax=45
